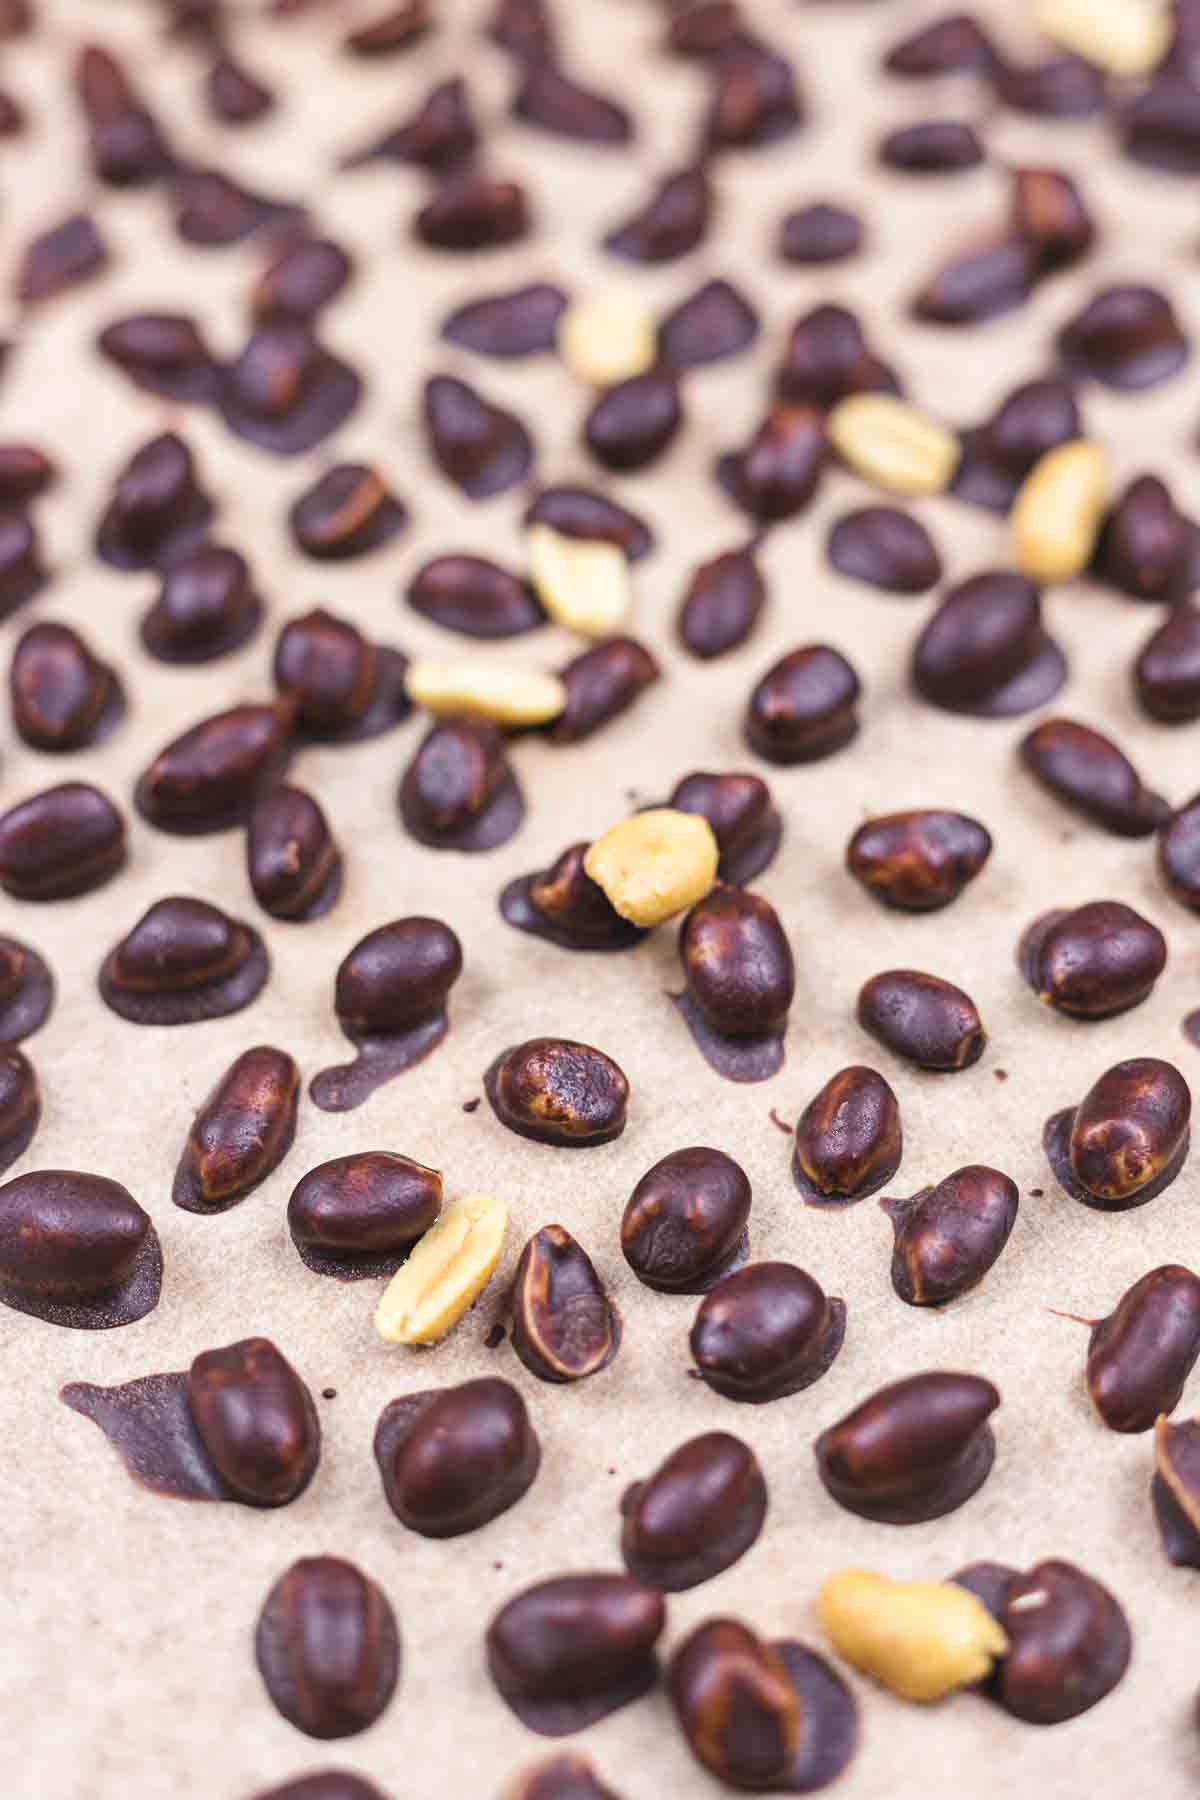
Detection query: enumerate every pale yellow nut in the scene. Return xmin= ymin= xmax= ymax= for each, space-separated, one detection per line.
xmin=374 ymin=1193 xmax=507 ymax=1345
xmin=1011 ymin=439 xmax=1108 ymax=583
xmin=1033 ymin=0 xmax=1171 ymax=78
xmin=405 ymin=657 xmax=567 ymax=726
xmin=558 ymin=290 xmax=657 ymax=387
xmin=827 ymin=394 xmax=960 ymax=498
xmin=526 ymin=523 xmax=632 ymax=637
xmin=818 ymin=1569 xmax=1009 ymax=1703
xmin=584 ymin=808 xmax=719 ymax=928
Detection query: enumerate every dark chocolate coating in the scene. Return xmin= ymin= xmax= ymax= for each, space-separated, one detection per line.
xmin=95 ymin=431 xmax=212 ymax=569
xmin=846 ymin=810 xmax=991 ymax=911
xmin=815 ymin=1370 xmax=999 ymax=1522
xmin=745 ymin=645 xmax=859 ymax=763
xmin=247 ymin=786 xmax=343 ymax=922
xmin=621 ymin=1432 xmax=767 ymax=1590
xmin=0 ymin=936 xmax=54 ymax=1042
xmin=0 ymin=783 xmax=126 ymax=900
xmin=828 ymin=507 xmax=942 ymax=594
xmin=140 ymin=545 xmax=262 ymax=663
xmin=399 ymin=717 xmax=525 ymax=852
xmin=486 ymin=1574 xmax=665 ymax=1736
xmin=289 ymin=1151 xmax=442 ymax=1279
xmin=716 ymin=406 xmax=826 ymax=524
xmin=1160 ymin=795 xmax=1200 ymax=910
xmin=792 ymin=1066 xmax=902 ymax=1206
xmin=172 ymin=1045 xmax=299 ymax=1213
xmin=99 ymin=897 xmax=268 ymax=1025
xmin=0 ymin=1168 xmax=161 ymax=1328
xmin=1136 ymin=606 xmax=1200 ymax=722
xmin=10 ymin=622 xmax=125 ymax=751
xmin=1050 ymin=1057 xmax=1191 ymax=1208
xmin=883 ymin=1166 xmax=1019 ymax=1306
xmin=0 ymin=1044 xmax=39 ymax=1176
xmin=1021 ymin=717 xmax=1170 ymax=837
xmin=666 ymin=771 xmax=781 ymax=885
xmin=690 ymin=1262 xmax=846 ymax=1403
xmin=500 ymin=842 xmax=645 ymax=952
xmin=510 ymin=1225 xmax=621 ymax=1382
xmin=135 ymin=702 xmax=293 ymax=835
xmin=912 ymin=572 xmax=1065 ymax=717
xmin=310 ymin=919 xmax=461 ymax=1113
xmin=1018 ymin=901 xmax=1166 ymax=1018
xmin=1154 ymin=1416 xmax=1200 ymax=1567
xmin=622 ymin=1146 xmax=751 ymax=1292
xmin=407 ymin=555 xmax=545 ymax=638
xmin=255 ymin=1557 xmax=400 ymax=1739
xmin=857 ymin=970 xmax=985 ymax=1071
xmin=1086 ymin=1265 xmax=1200 ymax=1433
xmin=423 ymin=373 xmax=533 ymax=499
xmin=551 ymin=639 xmax=659 ymax=744
xmin=373 ymin=1376 xmax=539 ymax=1536
xmin=484 ymin=1038 xmax=629 ymax=1147
xmin=218 ymin=325 xmax=362 ymax=457
xmin=677 ymin=548 xmax=765 ymax=660
xmin=953 ymin=1559 xmax=1130 ymax=1723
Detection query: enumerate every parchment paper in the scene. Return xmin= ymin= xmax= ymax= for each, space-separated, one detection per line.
xmin=2 ymin=2 xmax=1200 ymax=1795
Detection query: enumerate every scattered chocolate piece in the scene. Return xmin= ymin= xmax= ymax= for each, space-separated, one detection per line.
xmin=399 ymin=717 xmax=525 ymax=850
xmin=525 ymin=487 xmax=653 ymax=559
xmin=953 ymin=377 xmax=1081 ymax=512
xmin=409 ymin=555 xmax=543 ymax=638
xmin=98 ymin=897 xmax=268 ymax=1026
xmin=677 ymin=546 xmax=765 ymax=658
xmin=487 ymin=1574 xmax=664 ymax=1736
xmin=0 ymin=1046 xmax=39 ymax=1176
xmin=510 ymin=1225 xmax=621 ymax=1382
xmin=514 ymin=62 xmax=632 ymax=144
xmin=913 ymin=236 xmax=1037 ymax=327
xmin=485 ymin=1038 xmax=628 ymax=1147
xmin=846 ymin=810 xmax=991 ymax=910
xmin=879 ymin=119 xmax=984 ymax=173
xmin=1159 ymin=795 xmax=1200 ymax=909
xmin=289 ymin=464 xmax=406 ymax=560
xmin=994 ymin=53 xmax=1106 ymax=119
xmin=16 ymin=213 xmax=108 ymax=306
xmin=309 ymin=918 xmax=462 ymax=1114
xmin=828 ymin=508 xmax=942 ymax=594
xmin=1044 ymin=1057 xmax=1191 ymax=1210
xmin=674 ymin=885 xmax=793 ymax=1083
xmin=778 ymin=202 xmax=863 ymax=265
xmin=135 ymin=701 xmax=292 ymax=835
xmin=551 ymin=638 xmax=660 ymax=743
xmin=424 ymin=373 xmax=533 ymax=499
xmin=691 ymin=1262 xmax=845 ymax=1403
xmin=1020 ymin=717 xmax=1170 ymax=837
xmin=658 ymin=279 xmax=759 ymax=370
xmin=0 ymin=1169 xmax=161 ymax=1329
xmin=953 ymin=1560 xmax=1130 ymax=1721
xmin=0 ymin=444 xmax=56 ymax=508
xmin=247 ymin=786 xmax=343 ymax=923
xmin=858 ymin=969 xmax=985 ymax=1072
xmin=1154 ymin=1416 xmax=1200 ymax=1566
xmin=275 ymin=608 xmax=408 ymax=744
xmin=97 ymin=313 xmax=219 ymax=404
xmin=248 ymin=1773 xmax=389 ymax=1800
xmin=416 ymin=171 xmax=530 ymax=251
xmin=775 ymin=304 xmax=899 ymax=410
xmin=374 ymin=1376 xmax=539 ymax=1536
xmin=622 ymin=1146 xmax=751 ymax=1293
xmin=666 ymin=771 xmax=781 ymax=885
xmin=170 ymin=168 xmax=303 ymax=248
xmin=1058 ymin=286 xmax=1190 ymax=391
xmin=1096 ymin=475 xmax=1200 ymax=605
xmin=0 ymin=512 xmax=46 ymax=618
xmin=665 ymin=1 xmax=745 ymax=59
xmin=0 ymin=936 xmax=54 ymax=1042
xmin=256 ymin=1557 xmax=400 ymax=1739
xmin=0 ymin=89 xmax=23 ymax=137
xmin=95 ymin=431 xmax=213 ymax=570
xmin=487 ymin=0 xmax=557 ymax=60
xmin=622 ymin=1432 xmax=766 ymax=1591
xmin=10 ymin=622 xmax=125 ymax=751
xmin=604 ymin=166 xmax=712 ymax=262
xmin=884 ymin=13 xmax=996 ymax=77
xmin=345 ymin=0 xmax=432 ymax=56
xmin=1019 ymin=901 xmax=1166 ymax=1018
xmin=218 ymin=324 xmax=361 ymax=456
xmin=1011 ymin=167 xmax=1095 ymax=271
xmin=500 ymin=842 xmax=645 ymax=952
xmin=818 ymin=1371 xmax=999 ymax=1523
xmin=1084 ymin=1266 xmax=1200 ymax=1433
xmin=251 ymin=238 xmax=353 ymax=324
xmin=343 ymin=77 xmax=476 ymax=171
xmin=140 ymin=545 xmax=262 ymax=664
xmin=584 ymin=372 xmax=682 ymax=472
xmin=912 ymin=572 xmax=1065 ymax=717
xmin=883 ymin=1166 xmax=1018 ymax=1306
xmin=505 ymin=1754 xmax=620 ymax=1800
xmin=289 ymin=1151 xmax=442 ymax=1279
xmin=205 ymin=55 xmax=274 ymax=125
xmin=1122 ymin=73 xmax=1200 ymax=172
xmin=172 ymin=1046 xmax=299 ymax=1214
xmin=75 ymin=43 xmax=176 ymax=185
xmin=1136 ymin=606 xmax=1200 ymax=722
xmin=0 ymin=784 xmax=126 ymax=901
xmin=745 ymin=644 xmax=859 ymax=762
xmin=791 ymin=1066 xmax=902 ymax=1207
xmin=442 ymin=283 xmax=567 ymax=358
xmin=704 ymin=41 xmax=803 ymax=149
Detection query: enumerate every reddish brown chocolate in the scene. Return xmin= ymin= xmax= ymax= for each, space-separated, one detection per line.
xmin=408 ymin=555 xmax=545 ymax=638
xmin=1153 ymin=1416 xmax=1200 ymax=1567
xmin=677 ymin=547 xmax=765 ymax=660
xmin=1136 ymin=606 xmax=1200 ymax=723
xmin=16 ymin=212 xmax=108 ymax=306
xmin=485 ymin=1038 xmax=628 ymax=1147
xmin=399 ymin=718 xmax=525 ymax=850
xmin=1160 ymin=795 xmax=1200 ymax=909
xmin=1044 ymin=1057 xmax=1191 ymax=1210
xmin=98 ymin=896 xmax=268 ymax=1025
xmin=524 ymin=487 xmax=653 ymax=560
xmin=345 ymin=1 xmax=433 ymax=57
xmin=374 ymin=1376 xmax=540 ymax=1536
xmin=0 ymin=783 xmax=126 ymax=900
xmin=658 ymin=279 xmax=759 ymax=370
xmin=97 ymin=313 xmax=219 ymax=404
xmin=487 ymin=1574 xmax=664 ymax=1736
xmin=690 ymin=1262 xmax=846 ymax=1403
xmin=778 ymin=202 xmax=863 ymax=265
xmin=584 ymin=372 xmax=682 ymax=473
xmin=255 ymin=1557 xmax=400 ymax=1739
xmin=1085 ymin=1266 xmax=1200 ymax=1433
xmin=75 ymin=44 xmax=176 ymax=186
xmin=883 ymin=1166 xmax=1019 ymax=1306
xmin=704 ymin=42 xmax=803 ymax=149
xmin=622 ymin=1146 xmax=751 ymax=1293
xmin=879 ymin=117 xmax=983 ymax=173
xmin=885 ymin=12 xmax=996 ymax=77
xmin=828 ymin=508 xmax=942 ymax=594
xmin=172 ymin=1046 xmax=299 ymax=1214
xmin=775 ymin=304 xmax=898 ymax=411
xmin=816 ymin=1371 xmax=1000 ymax=1522
xmin=1011 ymin=167 xmax=1095 ymax=270
xmin=500 ymin=842 xmax=645 ymax=952
xmin=0 ymin=511 xmax=45 ymax=619
xmin=791 ymin=1066 xmax=902 ymax=1206
xmin=135 ymin=701 xmax=293 ymax=834
xmin=95 ymin=432 xmax=213 ymax=569
xmin=510 ymin=1225 xmax=620 ymax=1383
xmin=1018 ymin=902 xmax=1166 ymax=1018
xmin=10 ymin=622 xmax=125 ymax=751
xmin=666 ymin=771 xmax=781 ymax=885
xmin=1021 ymin=718 xmax=1170 ymax=837
xmin=247 ymin=786 xmax=343 ymax=922
xmin=513 ymin=62 xmax=632 ymax=143
xmin=424 ymin=374 xmax=534 ymax=499
xmin=0 ymin=444 xmax=56 ymax=508
xmin=505 ymin=1756 xmax=620 ymax=1800
xmin=857 ymin=970 xmax=985 ymax=1072
xmin=441 ymin=283 xmax=566 ymax=358
xmin=913 ymin=572 xmax=1065 ymax=717
xmin=715 ymin=405 xmax=826 ymax=523
xmin=1096 ymin=474 xmax=1200 ymax=605
xmin=551 ymin=638 xmax=660 ymax=744
xmin=1058 ymin=285 xmax=1190 ymax=391
xmin=621 ymin=1432 xmax=767 ymax=1591
xmin=140 ymin=545 xmax=262 ymax=663
xmin=289 ymin=465 xmax=407 ymax=561
xmin=952 ymin=377 xmax=1082 ymax=512
xmin=745 ymin=645 xmax=860 ymax=764
xmin=415 ymin=170 xmax=530 ymax=251
xmin=170 ymin=168 xmax=304 ymax=248
xmin=604 ymin=166 xmax=712 ymax=263
xmin=0 ymin=1045 xmax=39 ymax=1175
xmin=344 ymin=74 xmax=471 ymax=171
xmin=0 ymin=935 xmax=54 ymax=1042
xmin=274 ymin=609 xmax=409 ymax=743
xmin=310 ymin=918 xmax=462 ymax=1113
xmin=289 ymin=1151 xmax=443 ymax=1279
xmin=675 ymin=886 xmax=794 ymax=1083
xmin=251 ymin=237 xmax=353 ymax=323
xmin=847 ymin=810 xmax=991 ymax=911
xmin=217 ymin=324 xmax=361 ymax=457
xmin=248 ymin=1772 xmax=388 ymax=1800
xmin=0 ymin=1168 xmax=161 ymax=1329
xmin=952 ymin=1560 xmax=1130 ymax=1722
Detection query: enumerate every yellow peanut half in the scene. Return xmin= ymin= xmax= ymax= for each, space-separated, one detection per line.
xmin=1011 ymin=440 xmax=1109 ymax=583
xmin=819 ymin=1569 xmax=1009 ymax=1702
xmin=558 ymin=289 xmax=657 ymax=387
xmin=526 ymin=524 xmax=632 ymax=637
xmin=374 ymin=1193 xmax=507 ymax=1345
xmin=1033 ymin=0 xmax=1171 ymax=78
xmin=827 ymin=394 xmax=960 ymax=498
xmin=584 ymin=808 xmax=719 ymax=927
xmin=405 ymin=657 xmax=567 ymax=727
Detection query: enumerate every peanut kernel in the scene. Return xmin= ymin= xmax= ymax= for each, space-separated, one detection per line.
xmin=526 ymin=524 xmax=632 ymax=637
xmin=1011 ymin=440 xmax=1108 ymax=583
xmin=405 ymin=657 xmax=567 ymax=727
xmin=819 ymin=1568 xmax=1009 ymax=1702
xmin=827 ymin=394 xmax=959 ymax=497
xmin=374 ymin=1192 xmax=507 ymax=1345
xmin=584 ymin=808 xmax=719 ymax=927
xmin=558 ymin=290 xmax=657 ymax=387
xmin=1033 ymin=0 xmax=1171 ymax=78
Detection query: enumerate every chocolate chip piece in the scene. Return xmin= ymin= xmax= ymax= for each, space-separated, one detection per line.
xmin=97 ymin=313 xmax=219 ymax=404
xmin=374 ymin=1376 xmax=539 ymax=1536
xmin=170 ymin=167 xmax=303 ymax=247
xmin=140 ymin=545 xmax=262 ymax=663
xmin=817 ymin=1371 xmax=999 ymax=1523
xmin=288 ymin=1151 xmax=442 ymax=1279
xmin=0 ymin=936 xmax=54 ymax=1042
xmin=16 ymin=212 xmax=108 ymax=305
xmin=551 ymin=638 xmax=659 ymax=743
xmin=1011 ymin=167 xmax=1095 ymax=271
xmin=442 ymin=283 xmax=567 ymax=358
xmin=791 ymin=1066 xmax=902 ymax=1207
xmin=603 ymin=166 xmax=712 ymax=262
xmin=691 ymin=1262 xmax=846 ymax=1403
xmin=310 ymin=918 xmax=462 ymax=1114
xmin=665 ymin=1 xmax=746 ymax=58
xmin=704 ymin=42 xmax=803 ymax=149
xmin=775 ymin=304 xmax=899 ymax=410
xmin=622 ymin=1432 xmax=766 ymax=1591
xmin=1085 ymin=1266 xmax=1200 ymax=1434
xmin=674 ymin=885 xmax=793 ymax=1084
xmin=666 ymin=771 xmax=781 ymax=884
xmin=1043 ymin=1057 xmax=1191 ymax=1211
xmin=0 ymin=88 xmax=23 ymax=137
xmin=415 ymin=171 xmax=530 ymax=251
xmin=778 ymin=202 xmax=863 ymax=264
xmin=247 ymin=785 xmax=342 ymax=923
xmin=1160 ymin=795 xmax=1200 ymax=909
xmin=584 ymin=372 xmax=682 ymax=472
xmin=514 ymin=62 xmax=632 ymax=143
xmin=343 ymin=76 xmax=477 ymax=170
xmin=828 ymin=507 xmax=941 ymax=594
xmin=488 ymin=1575 xmax=663 ymax=1737
xmin=994 ymin=51 xmax=1107 ymax=118
xmin=10 ymin=622 xmax=125 ymax=751
xmin=913 ymin=235 xmax=1037 ymax=326
xmin=884 ymin=1167 xmax=1018 ymax=1307
xmin=912 ymin=571 xmax=1065 ymax=716
xmin=0 ymin=512 xmax=46 ymax=619
xmin=98 ymin=897 xmax=268 ymax=1026
xmin=248 ymin=1773 xmax=388 ymax=1800
xmin=398 ymin=717 xmax=524 ymax=850
xmin=879 ymin=118 xmax=984 ymax=173
xmin=95 ymin=431 xmax=213 ymax=569
xmin=745 ymin=644 xmax=859 ymax=762
xmin=205 ymin=54 xmax=274 ymax=124
xmin=1020 ymin=717 xmax=1170 ymax=836
xmin=525 ymin=487 xmax=653 ymax=559
xmin=424 ymin=374 xmax=533 ymax=499
xmin=135 ymin=701 xmax=292 ymax=835
xmin=289 ymin=464 xmax=406 ymax=560
xmin=1097 ymin=475 xmax=1200 ymax=605
xmin=858 ymin=970 xmax=986 ymax=1072
xmin=677 ymin=546 xmax=765 ymax=659
xmin=256 ymin=1558 xmax=400 ymax=1739
xmin=251 ymin=237 xmax=353 ymax=323
xmin=1136 ymin=607 xmax=1200 ymax=723
xmin=884 ymin=12 xmax=996 ymax=77
xmin=1154 ymin=1417 xmax=1200 ymax=1566
xmin=846 ymin=809 xmax=992 ymax=910
xmin=0 ymin=1169 xmax=161 ymax=1329
xmin=75 ymin=43 xmax=176 ymax=184
xmin=0 ymin=1039 xmax=37 ymax=1176
xmin=485 ymin=1039 xmax=628 ymax=1148
xmin=218 ymin=324 xmax=362 ymax=456
xmin=622 ymin=1146 xmax=751 ymax=1293
xmin=1058 ymin=286 xmax=1190 ymax=390
xmin=1018 ymin=901 xmax=1167 ymax=1019
xmin=953 ymin=377 xmax=1082 ymax=512
xmin=511 ymin=1225 xmax=621 ymax=1383
xmin=500 ymin=842 xmax=645 ymax=953
xmin=0 ymin=784 xmax=125 ymax=901
xmin=172 ymin=1046 xmax=299 ymax=1214
xmin=0 ymin=444 xmax=55 ymax=508
xmin=953 ymin=1561 xmax=1130 ymax=1722
xmin=274 ymin=609 xmax=408 ymax=742
xmin=505 ymin=1756 xmax=619 ymax=1800
xmin=1122 ymin=73 xmax=1200 ymax=172
xmin=487 ymin=0 xmax=557 ymax=59
xmin=658 ymin=279 xmax=759 ymax=370
xmin=716 ymin=407 xmax=826 ymax=523
xmin=344 ymin=0 xmax=431 ymax=56
xmin=408 ymin=555 xmax=545 ymax=638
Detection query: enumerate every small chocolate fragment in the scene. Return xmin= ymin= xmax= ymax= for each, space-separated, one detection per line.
xmin=1011 ymin=168 xmax=1095 ymax=271
xmin=248 ymin=1773 xmax=388 ymax=1800
xmin=775 ymin=305 xmax=898 ymax=411
xmin=0 ymin=1046 xmax=39 ymax=1176
xmin=409 ymin=555 xmax=544 ymax=638
xmin=511 ymin=1225 xmax=620 ymax=1383
xmin=251 ymin=238 xmax=353 ymax=324
xmin=141 ymin=545 xmax=262 ymax=664
xmin=289 ymin=464 xmax=406 ymax=561
xmin=485 ymin=1039 xmax=628 ymax=1148
xmin=172 ymin=1046 xmax=299 ymax=1214
xmin=1122 ymin=74 xmax=1200 ymax=172
xmin=289 ymin=1151 xmax=442 ymax=1279
xmin=666 ymin=771 xmax=781 ymax=885
xmin=97 ymin=313 xmax=218 ymax=404
xmin=828 ymin=508 xmax=941 ymax=594
xmin=415 ymin=171 xmax=529 ymax=251
xmin=16 ymin=212 xmax=108 ymax=305
xmin=552 ymin=639 xmax=659 ymax=743
xmin=0 ymin=445 xmax=55 ymax=509
xmin=622 ymin=1146 xmax=751 ymax=1294
xmin=256 ymin=1557 xmax=400 ymax=1740
xmin=912 ymin=236 xmax=1036 ymax=327
xmin=424 ymin=374 xmax=533 ymax=499
xmin=218 ymin=324 xmax=361 ymax=457
xmin=677 ymin=547 xmax=765 ymax=659
xmin=95 ymin=431 xmax=212 ymax=569
xmin=665 ymin=2 xmax=745 ymax=59
xmin=98 ymin=896 xmax=268 ymax=1026
xmin=791 ymin=1066 xmax=902 ymax=1207
xmin=778 ymin=202 xmax=863 ymax=265
xmin=1018 ymin=901 xmax=1166 ymax=1019
xmin=704 ymin=42 xmax=803 ymax=149
xmin=487 ymin=1574 xmax=664 ymax=1736
xmin=247 ymin=785 xmax=343 ymax=923
xmin=75 ymin=44 xmax=176 ymax=185
xmin=1136 ymin=607 xmax=1200 ymax=723
xmin=603 ymin=166 xmax=712 ymax=263
xmin=745 ymin=645 xmax=859 ymax=763
xmin=1086 ymin=1266 xmax=1200 ymax=1433
xmin=1020 ymin=717 xmax=1169 ymax=837
xmin=622 ymin=1432 xmax=766 ymax=1591
xmin=10 ymin=623 xmax=124 ymax=750
xmin=0 ymin=512 xmax=46 ymax=619
xmin=0 ymin=936 xmax=54 ymax=1042
xmin=884 ymin=1166 xmax=1018 ymax=1307
xmin=1097 ymin=475 xmax=1199 ymax=605
xmin=1154 ymin=1416 xmax=1200 ymax=1567
xmin=858 ymin=970 xmax=985 ymax=1073
xmin=953 ymin=1560 xmax=1130 ymax=1722
xmin=275 ymin=608 xmax=408 ymax=743
xmin=442 ymin=283 xmax=567 ymax=358
xmin=399 ymin=718 xmax=524 ymax=850
xmin=135 ymin=701 xmax=293 ymax=835
xmin=505 ymin=1755 xmax=620 ymax=1800
xmin=912 ymin=572 xmax=1065 ymax=717
xmin=170 ymin=168 xmax=303 ymax=248
xmin=817 ymin=1371 xmax=999 ymax=1523
xmin=374 ymin=1376 xmax=539 ymax=1536
xmin=500 ymin=843 xmax=644 ymax=953
xmin=0 ymin=1169 xmax=161 ymax=1329
xmin=1058 ymin=286 xmax=1190 ymax=391
xmin=514 ymin=63 xmax=632 ymax=143
xmin=847 ymin=810 xmax=991 ymax=911
xmin=716 ymin=406 xmax=825 ymax=523
xmin=1044 ymin=1057 xmax=1191 ymax=1211
xmin=345 ymin=0 xmax=431 ymax=56
xmin=1159 ymin=795 xmax=1200 ymax=909
xmin=953 ymin=377 xmax=1081 ymax=513
xmin=343 ymin=77 xmax=476 ymax=171
xmin=525 ymin=488 xmax=653 ymax=560
xmin=879 ymin=119 xmax=983 ymax=173
xmin=994 ymin=53 xmax=1106 ymax=118
xmin=658 ymin=279 xmax=758 ymax=371
xmin=487 ymin=0 xmax=556 ymax=59
xmin=670 ymin=1619 xmax=858 ymax=1793
xmin=584 ymin=372 xmax=681 ymax=474
xmin=310 ymin=919 xmax=462 ymax=1114
xmin=691 ymin=1262 xmax=845 ymax=1403
xmin=675 ymin=886 xmax=793 ymax=1084
xmin=0 ymin=89 xmax=22 ymax=137
xmin=206 ymin=55 xmax=274 ymax=124
xmin=885 ymin=12 xmax=996 ymax=77
xmin=0 ymin=783 xmax=125 ymax=901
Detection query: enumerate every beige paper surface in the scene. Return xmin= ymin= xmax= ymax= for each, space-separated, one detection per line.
xmin=3 ymin=2 xmax=1200 ymax=1795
